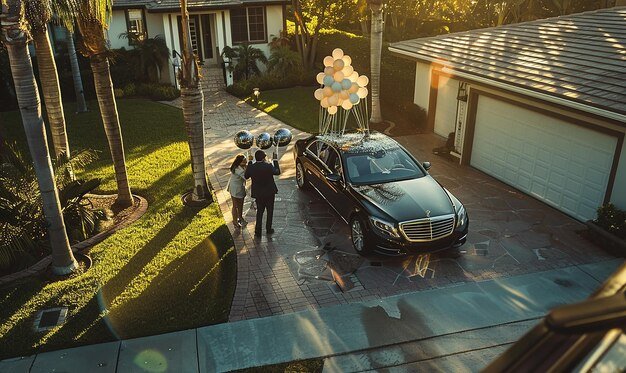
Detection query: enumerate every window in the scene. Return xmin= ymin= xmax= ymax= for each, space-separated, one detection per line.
xmin=126 ymin=9 xmax=146 ymax=42
xmin=230 ymin=7 xmax=266 ymax=43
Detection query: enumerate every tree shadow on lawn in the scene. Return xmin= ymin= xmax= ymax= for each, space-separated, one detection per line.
xmin=102 ymin=224 xmax=236 ymax=340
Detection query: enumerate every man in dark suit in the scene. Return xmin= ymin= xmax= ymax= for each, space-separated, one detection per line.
xmin=245 ymin=150 xmax=281 ymax=237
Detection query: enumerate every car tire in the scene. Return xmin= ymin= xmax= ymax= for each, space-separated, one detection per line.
xmin=295 ymin=160 xmax=309 ymax=190
xmin=350 ymin=215 xmax=370 ymax=255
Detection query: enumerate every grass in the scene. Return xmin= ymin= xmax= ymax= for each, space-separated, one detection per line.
xmin=251 ymin=87 xmax=321 ymax=134
xmin=247 ymin=86 xmax=424 ymax=136
xmin=0 ymin=99 xmax=236 ymax=359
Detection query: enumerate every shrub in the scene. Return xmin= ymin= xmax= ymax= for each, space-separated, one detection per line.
xmin=0 ymin=142 xmax=105 ymax=275
xmin=114 ymin=88 xmax=125 ymax=98
xmin=595 ymin=204 xmax=626 ymax=239
xmin=120 ymin=82 xmax=180 ymax=101
xmin=267 ymin=46 xmax=303 ymax=76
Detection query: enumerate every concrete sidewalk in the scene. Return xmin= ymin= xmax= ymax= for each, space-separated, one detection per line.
xmin=1 ymin=258 xmax=621 ymax=373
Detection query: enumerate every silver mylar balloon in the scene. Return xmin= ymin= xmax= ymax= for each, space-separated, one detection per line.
xmin=273 ymin=128 xmax=293 ymax=147
xmin=234 ymin=130 xmax=254 ymax=150
xmin=256 ymin=132 xmax=273 ymax=150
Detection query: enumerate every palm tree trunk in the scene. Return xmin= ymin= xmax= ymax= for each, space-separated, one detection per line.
xmin=32 ymin=26 xmax=70 ymax=159
xmin=66 ymin=29 xmax=88 ymax=113
xmin=90 ymin=54 xmax=134 ymax=207
xmin=370 ymin=2 xmax=384 ymax=124
xmin=181 ymin=86 xmax=211 ymax=201
xmin=180 ymin=0 xmax=212 ymax=203
xmin=2 ymin=7 xmax=78 ymax=275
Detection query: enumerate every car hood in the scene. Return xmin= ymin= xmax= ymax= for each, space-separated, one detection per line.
xmin=351 ymin=176 xmax=454 ymax=222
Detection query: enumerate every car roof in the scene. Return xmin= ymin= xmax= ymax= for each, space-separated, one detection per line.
xmin=315 ymin=132 xmax=400 ymax=154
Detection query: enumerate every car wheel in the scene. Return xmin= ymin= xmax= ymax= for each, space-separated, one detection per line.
xmin=295 ymin=160 xmax=309 ymax=189
xmin=350 ymin=216 xmax=369 ymax=255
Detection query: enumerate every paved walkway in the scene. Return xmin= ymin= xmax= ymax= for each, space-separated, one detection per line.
xmin=0 ymin=259 xmax=620 ymax=372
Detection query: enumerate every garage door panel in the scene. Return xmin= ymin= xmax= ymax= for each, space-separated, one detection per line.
xmin=471 ymin=96 xmax=617 ymax=221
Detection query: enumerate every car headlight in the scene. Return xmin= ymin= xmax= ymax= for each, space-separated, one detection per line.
xmin=456 ymin=204 xmax=467 ymax=228
xmin=370 ymin=217 xmax=400 ymax=238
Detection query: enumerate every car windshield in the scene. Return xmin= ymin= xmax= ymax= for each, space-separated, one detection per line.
xmin=343 ymin=147 xmax=425 ymax=185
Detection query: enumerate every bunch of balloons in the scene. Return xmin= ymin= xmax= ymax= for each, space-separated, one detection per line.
xmin=234 ymin=128 xmax=293 ymax=157
xmin=313 ymin=48 xmax=369 ymax=115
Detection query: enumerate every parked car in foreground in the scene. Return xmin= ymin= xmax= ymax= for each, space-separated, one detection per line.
xmin=293 ymin=132 xmax=468 ymax=256
xmin=484 ymin=262 xmax=626 ymax=372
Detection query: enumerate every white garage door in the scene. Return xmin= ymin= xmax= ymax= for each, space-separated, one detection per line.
xmin=434 ymin=77 xmax=459 ymax=138
xmin=471 ymin=96 xmax=617 ymax=221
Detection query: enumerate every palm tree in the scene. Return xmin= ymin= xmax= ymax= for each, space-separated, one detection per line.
xmin=222 ymin=44 xmax=268 ymax=80
xmin=66 ymin=28 xmax=88 ymax=113
xmin=75 ymin=0 xmax=133 ymax=207
xmin=179 ymin=0 xmax=212 ymax=204
xmin=1 ymin=0 xmax=78 ymax=275
xmin=119 ymin=33 xmax=170 ymax=82
xmin=368 ymin=0 xmax=384 ymax=124
xmin=24 ymin=0 xmax=70 ymax=159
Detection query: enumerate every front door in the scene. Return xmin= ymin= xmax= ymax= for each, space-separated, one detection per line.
xmin=201 ymin=14 xmax=214 ymax=60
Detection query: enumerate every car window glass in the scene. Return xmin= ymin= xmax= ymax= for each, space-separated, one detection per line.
xmin=306 ymin=140 xmax=318 ymax=155
xmin=323 ymin=148 xmax=342 ymax=176
xmin=344 ymin=148 xmax=424 ymax=184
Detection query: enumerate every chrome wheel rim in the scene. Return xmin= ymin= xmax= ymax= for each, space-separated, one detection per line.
xmin=351 ymin=220 xmax=364 ymax=252
xmin=296 ymin=163 xmax=305 ymax=187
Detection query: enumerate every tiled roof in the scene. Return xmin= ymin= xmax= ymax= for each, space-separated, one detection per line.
xmin=113 ymin=0 xmax=288 ymax=11
xmin=389 ymin=7 xmax=626 ymax=119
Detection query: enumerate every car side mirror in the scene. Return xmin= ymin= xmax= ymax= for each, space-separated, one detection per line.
xmin=423 ymin=161 xmax=431 ymax=171
xmin=325 ymin=174 xmax=342 ymax=183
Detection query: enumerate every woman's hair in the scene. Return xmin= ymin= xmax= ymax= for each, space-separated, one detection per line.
xmin=230 ymin=154 xmax=245 ymax=173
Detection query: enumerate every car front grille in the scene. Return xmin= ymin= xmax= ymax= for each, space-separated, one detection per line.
xmin=400 ymin=214 xmax=455 ymax=242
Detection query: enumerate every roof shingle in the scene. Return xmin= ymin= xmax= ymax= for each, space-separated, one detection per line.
xmin=389 ymin=7 xmax=626 ymax=119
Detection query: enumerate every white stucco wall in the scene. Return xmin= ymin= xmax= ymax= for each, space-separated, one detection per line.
xmin=146 ymin=12 xmax=165 ymax=38
xmin=434 ymin=76 xmax=460 ymax=137
xmin=107 ymin=10 xmax=130 ymax=49
xmin=610 ymin=138 xmax=626 ymax=211
xmin=413 ymin=62 xmax=431 ymax=111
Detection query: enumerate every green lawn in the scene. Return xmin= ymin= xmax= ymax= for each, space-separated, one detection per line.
xmin=0 ymin=99 xmax=236 ymax=359
xmin=252 ymin=87 xmax=321 ymax=134
xmin=248 ymin=86 xmax=424 ymax=136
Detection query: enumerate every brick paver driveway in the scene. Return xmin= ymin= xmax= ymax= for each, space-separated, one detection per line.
xmin=195 ymin=69 xmax=613 ymax=321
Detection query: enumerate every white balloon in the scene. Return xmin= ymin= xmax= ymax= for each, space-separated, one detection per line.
xmin=342 ymin=100 xmax=353 ymax=110
xmin=333 ymin=71 xmax=344 ymax=82
xmin=332 ymin=48 xmax=344 ymax=60
xmin=342 ymin=55 xmax=352 ymax=66
xmin=314 ymin=88 xmax=324 ymax=101
xmin=321 ymin=97 xmax=330 ymax=108
xmin=342 ymin=65 xmax=354 ymax=77
xmin=357 ymin=75 xmax=369 ymax=87
xmin=357 ymin=87 xmax=368 ymax=99
xmin=328 ymin=105 xmax=338 ymax=115
xmin=316 ymin=73 xmax=325 ymax=85
xmin=323 ymin=56 xmax=334 ymax=67
xmin=349 ymin=71 xmax=359 ymax=82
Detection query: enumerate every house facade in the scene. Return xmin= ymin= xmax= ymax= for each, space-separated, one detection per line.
xmin=109 ymin=0 xmax=288 ymax=86
xmin=390 ymin=7 xmax=626 ymax=222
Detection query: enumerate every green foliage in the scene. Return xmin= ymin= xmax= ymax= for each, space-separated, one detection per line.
xmin=222 ymin=44 xmax=268 ymax=80
xmin=0 ymin=142 xmax=104 ymax=275
xmin=267 ymin=46 xmax=303 ymax=77
xmin=119 ymin=82 xmax=180 ymax=101
xmin=595 ymin=204 xmax=626 ymax=240
xmin=117 ymin=34 xmax=170 ymax=82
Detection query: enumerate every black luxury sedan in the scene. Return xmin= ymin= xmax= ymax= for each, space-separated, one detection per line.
xmin=293 ymin=132 xmax=468 ymax=256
